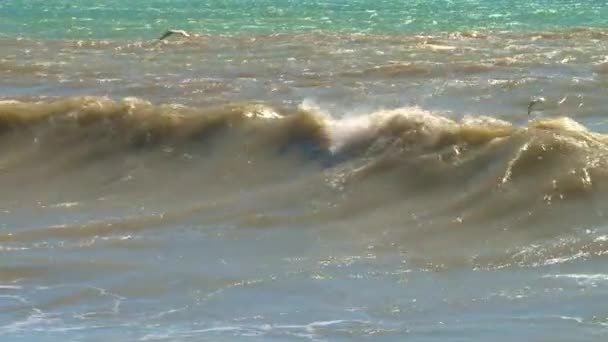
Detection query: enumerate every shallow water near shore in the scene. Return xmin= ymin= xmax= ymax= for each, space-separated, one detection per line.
xmin=2 ymin=1 xmax=608 ymax=341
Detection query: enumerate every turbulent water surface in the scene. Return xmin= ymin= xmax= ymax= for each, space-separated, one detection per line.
xmin=2 ymin=1 xmax=608 ymax=341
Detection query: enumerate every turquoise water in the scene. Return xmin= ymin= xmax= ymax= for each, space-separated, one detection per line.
xmin=1 ymin=0 xmax=607 ymax=38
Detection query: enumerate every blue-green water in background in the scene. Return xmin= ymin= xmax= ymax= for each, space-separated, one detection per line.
xmin=1 ymin=0 xmax=607 ymax=38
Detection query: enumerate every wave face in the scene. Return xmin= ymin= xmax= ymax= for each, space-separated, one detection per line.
xmin=1 ymin=96 xmax=607 ymax=269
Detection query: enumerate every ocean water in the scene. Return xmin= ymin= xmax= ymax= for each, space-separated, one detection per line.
xmin=1 ymin=0 xmax=608 ymax=38
xmin=2 ymin=1 xmax=608 ymax=341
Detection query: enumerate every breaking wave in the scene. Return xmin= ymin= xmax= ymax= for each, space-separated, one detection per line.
xmin=1 ymin=96 xmax=607 ymax=268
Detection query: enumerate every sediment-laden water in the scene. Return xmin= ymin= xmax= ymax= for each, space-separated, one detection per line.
xmin=2 ymin=1 xmax=608 ymax=341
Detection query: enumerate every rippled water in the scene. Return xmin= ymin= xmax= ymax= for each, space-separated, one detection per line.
xmin=1 ymin=0 xmax=608 ymax=38
xmin=2 ymin=1 xmax=608 ymax=341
